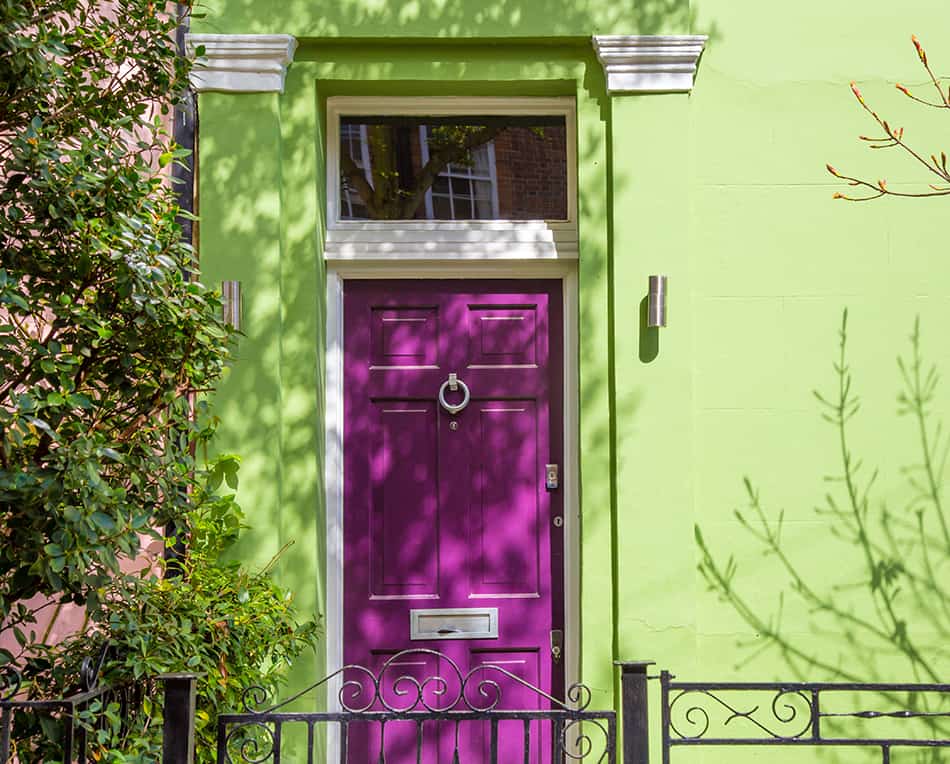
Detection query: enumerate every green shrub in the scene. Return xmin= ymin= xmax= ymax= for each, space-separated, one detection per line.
xmin=20 ymin=458 xmax=319 ymax=761
xmin=0 ymin=0 xmax=230 ymax=659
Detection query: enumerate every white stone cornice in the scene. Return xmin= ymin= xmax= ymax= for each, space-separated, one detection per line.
xmin=184 ymin=34 xmax=297 ymax=94
xmin=592 ymin=35 xmax=708 ymax=94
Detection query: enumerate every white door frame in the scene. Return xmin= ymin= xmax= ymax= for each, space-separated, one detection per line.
xmin=324 ymin=259 xmax=580 ymax=717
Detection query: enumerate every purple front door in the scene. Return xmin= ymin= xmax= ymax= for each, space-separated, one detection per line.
xmin=343 ymin=279 xmax=564 ymax=761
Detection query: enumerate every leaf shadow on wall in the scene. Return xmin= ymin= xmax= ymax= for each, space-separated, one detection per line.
xmin=194 ymin=0 xmax=716 ymax=40
xmin=194 ymin=0 xmax=726 ymax=756
xmin=694 ymin=313 xmax=950 ymax=763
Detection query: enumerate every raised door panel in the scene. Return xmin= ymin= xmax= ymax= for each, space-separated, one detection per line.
xmin=464 ymin=649 xmax=545 ymax=761
xmin=468 ymin=400 xmax=540 ymax=597
xmin=371 ymin=306 xmax=439 ymax=369
xmin=370 ymin=402 xmax=439 ymax=598
xmin=467 ymin=304 xmax=538 ymax=368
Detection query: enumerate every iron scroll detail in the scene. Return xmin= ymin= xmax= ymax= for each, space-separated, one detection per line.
xmin=668 ymin=687 xmax=812 ymax=741
xmin=0 ymin=665 xmax=21 ymax=702
xmin=659 ymin=669 xmax=950 ymax=764
xmin=222 ymin=648 xmax=615 ymax=763
xmin=242 ymin=648 xmax=594 ymax=716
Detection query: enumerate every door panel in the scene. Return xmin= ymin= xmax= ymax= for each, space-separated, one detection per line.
xmin=467 ymin=304 xmax=538 ymax=366
xmin=371 ymin=402 xmax=439 ymax=596
xmin=343 ymin=280 xmax=564 ymax=763
xmin=371 ymin=306 xmax=439 ymax=368
xmin=470 ymin=399 xmax=540 ymax=595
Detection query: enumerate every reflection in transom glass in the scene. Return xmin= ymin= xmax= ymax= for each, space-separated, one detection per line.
xmin=338 ymin=115 xmax=568 ymax=221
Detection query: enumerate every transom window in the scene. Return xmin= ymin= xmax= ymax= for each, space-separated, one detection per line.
xmin=336 ymin=114 xmax=568 ymax=222
xmin=326 ymin=97 xmax=577 ymax=259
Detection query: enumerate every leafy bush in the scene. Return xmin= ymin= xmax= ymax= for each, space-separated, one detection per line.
xmin=0 ymin=0 xmax=229 ymax=658
xmin=18 ymin=458 xmax=319 ymax=761
xmin=0 ymin=3 xmax=319 ymax=758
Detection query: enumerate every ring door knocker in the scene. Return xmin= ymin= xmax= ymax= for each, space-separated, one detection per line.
xmin=438 ymin=373 xmax=470 ymax=415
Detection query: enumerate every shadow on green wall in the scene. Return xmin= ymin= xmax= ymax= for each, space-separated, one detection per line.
xmin=638 ymin=297 xmax=660 ymax=363
xmin=193 ymin=3 xmax=730 ymax=756
xmin=697 ymin=312 xmax=950 ymax=701
xmin=194 ymin=0 xmax=704 ymax=40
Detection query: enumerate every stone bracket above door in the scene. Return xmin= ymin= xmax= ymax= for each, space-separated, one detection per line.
xmin=592 ymin=35 xmax=708 ymax=94
xmin=184 ymin=33 xmax=297 ymax=94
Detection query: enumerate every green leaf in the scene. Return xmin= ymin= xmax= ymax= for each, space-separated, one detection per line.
xmin=90 ymin=512 xmax=117 ymax=532
xmin=66 ymin=392 xmax=93 ymax=409
xmin=3 ymin=292 xmax=28 ymax=311
xmin=27 ymin=417 xmax=56 ymax=438
xmin=39 ymin=716 xmax=61 ymax=744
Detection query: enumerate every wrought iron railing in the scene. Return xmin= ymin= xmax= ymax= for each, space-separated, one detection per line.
xmin=217 ymin=648 xmax=616 ymax=763
xmin=0 ymin=650 xmax=199 ymax=764
xmin=657 ymin=669 xmax=950 ymax=764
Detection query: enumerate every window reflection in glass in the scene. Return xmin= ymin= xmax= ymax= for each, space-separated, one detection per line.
xmin=338 ymin=116 xmax=568 ymax=221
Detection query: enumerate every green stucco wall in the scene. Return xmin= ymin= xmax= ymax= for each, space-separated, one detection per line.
xmin=197 ymin=41 xmax=617 ymax=713
xmin=195 ymin=0 xmax=950 ymax=757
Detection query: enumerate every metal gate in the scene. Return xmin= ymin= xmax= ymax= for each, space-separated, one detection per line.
xmin=216 ymin=648 xmax=616 ymax=763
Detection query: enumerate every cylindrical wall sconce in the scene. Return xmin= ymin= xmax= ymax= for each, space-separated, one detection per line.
xmin=647 ymin=275 xmax=668 ymax=328
xmin=221 ymin=280 xmax=242 ymax=331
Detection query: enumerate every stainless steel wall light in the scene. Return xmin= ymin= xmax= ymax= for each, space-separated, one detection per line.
xmin=221 ymin=280 xmax=242 ymax=331
xmin=646 ymin=275 xmax=668 ymax=328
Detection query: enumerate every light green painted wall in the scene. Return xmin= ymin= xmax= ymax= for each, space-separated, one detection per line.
xmin=196 ymin=0 xmax=950 ymax=756
xmin=610 ymin=0 xmax=950 ymax=679
xmin=198 ymin=86 xmax=325 ymax=699
xmin=191 ymin=0 xmax=690 ymax=38
xmin=198 ymin=42 xmax=619 ymax=714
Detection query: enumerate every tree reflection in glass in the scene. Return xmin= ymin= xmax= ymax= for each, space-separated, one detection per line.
xmin=339 ymin=116 xmax=568 ymax=221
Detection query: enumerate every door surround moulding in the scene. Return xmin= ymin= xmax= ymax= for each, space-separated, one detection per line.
xmin=592 ymin=34 xmax=708 ymax=93
xmin=184 ymin=33 xmax=297 ymax=93
xmin=324 ymin=260 xmax=581 ymax=753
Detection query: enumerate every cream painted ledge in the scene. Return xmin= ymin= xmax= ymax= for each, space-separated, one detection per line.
xmin=323 ymin=222 xmax=579 ymax=260
xmin=184 ymin=34 xmax=297 ymax=93
xmin=592 ymin=35 xmax=708 ymax=93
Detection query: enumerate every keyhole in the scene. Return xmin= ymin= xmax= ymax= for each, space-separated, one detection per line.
xmin=449 ymin=420 xmax=459 ymax=431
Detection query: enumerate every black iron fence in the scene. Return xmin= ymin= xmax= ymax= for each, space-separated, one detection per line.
xmin=217 ymin=648 xmax=616 ymax=763
xmin=0 ymin=659 xmax=198 ymax=764
xmin=11 ymin=653 xmax=947 ymax=764
xmin=645 ymin=666 xmax=950 ymax=764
